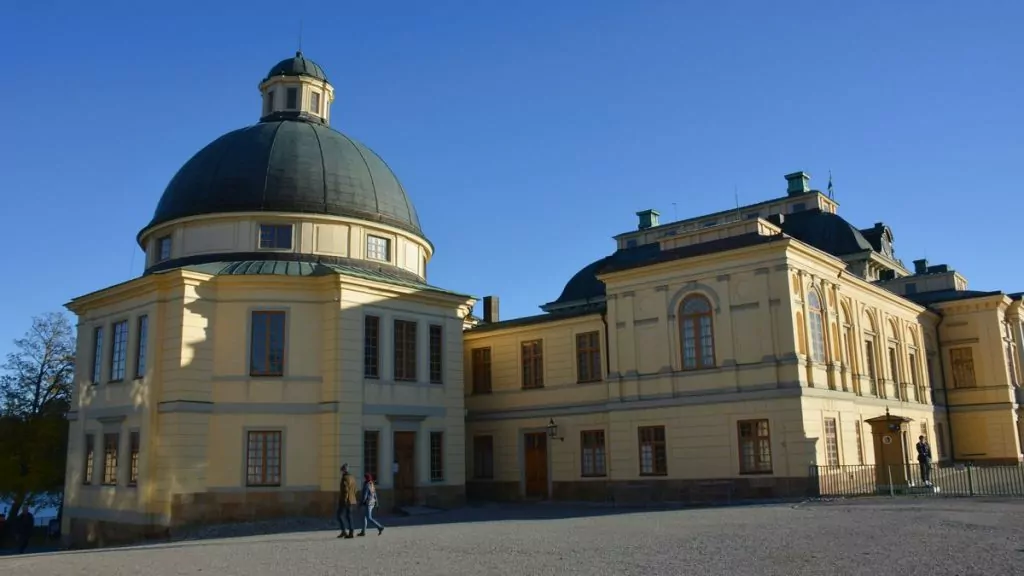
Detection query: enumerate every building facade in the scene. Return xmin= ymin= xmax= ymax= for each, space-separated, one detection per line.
xmin=61 ymin=54 xmax=1024 ymax=549
xmin=62 ymin=53 xmax=474 ymax=547
xmin=463 ymin=172 xmax=1024 ymax=503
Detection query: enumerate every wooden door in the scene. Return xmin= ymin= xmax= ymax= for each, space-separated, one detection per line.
xmin=393 ymin=431 xmax=416 ymax=507
xmin=524 ymin=432 xmax=548 ymax=499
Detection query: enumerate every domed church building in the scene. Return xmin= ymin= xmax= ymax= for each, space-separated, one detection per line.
xmin=62 ymin=53 xmax=475 ymax=546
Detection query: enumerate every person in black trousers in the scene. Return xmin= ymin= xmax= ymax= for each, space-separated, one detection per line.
xmin=916 ymin=435 xmax=933 ymax=487
xmin=16 ymin=505 xmax=34 ymax=554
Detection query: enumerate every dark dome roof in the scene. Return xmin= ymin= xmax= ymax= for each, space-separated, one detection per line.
xmin=143 ymin=120 xmax=423 ymax=238
xmin=778 ymin=209 xmax=873 ymax=256
xmin=545 ymin=244 xmax=661 ymax=310
xmin=265 ymin=51 xmax=327 ymax=82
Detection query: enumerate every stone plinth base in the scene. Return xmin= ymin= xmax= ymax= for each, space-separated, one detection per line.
xmin=468 ymin=477 xmax=811 ymax=504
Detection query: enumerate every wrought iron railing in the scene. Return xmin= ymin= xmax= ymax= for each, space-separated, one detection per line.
xmin=810 ymin=462 xmax=1024 ymax=498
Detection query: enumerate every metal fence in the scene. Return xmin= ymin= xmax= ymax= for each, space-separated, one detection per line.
xmin=810 ymin=463 xmax=1024 ymax=498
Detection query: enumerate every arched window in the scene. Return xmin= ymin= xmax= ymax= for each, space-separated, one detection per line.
xmin=680 ymin=294 xmax=715 ymax=370
xmin=807 ymin=290 xmax=826 ymax=362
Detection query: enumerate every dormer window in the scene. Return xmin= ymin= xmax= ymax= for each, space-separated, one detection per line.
xmin=286 ymin=87 xmax=298 ymax=110
xmin=157 ymin=236 xmax=172 ymax=262
xmin=367 ymin=235 xmax=391 ymax=262
xmin=258 ymin=224 xmax=293 ymax=250
xmin=311 ymin=92 xmax=321 ymax=115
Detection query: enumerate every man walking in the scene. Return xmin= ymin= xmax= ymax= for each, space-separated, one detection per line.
xmin=337 ymin=463 xmax=358 ymax=539
xmin=16 ymin=505 xmax=35 ymax=554
xmin=916 ymin=435 xmax=933 ymax=487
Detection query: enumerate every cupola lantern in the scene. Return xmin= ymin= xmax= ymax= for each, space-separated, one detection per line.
xmin=258 ymin=51 xmax=335 ymax=125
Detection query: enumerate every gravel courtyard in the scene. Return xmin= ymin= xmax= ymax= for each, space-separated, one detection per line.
xmin=4 ymin=499 xmax=1023 ymax=575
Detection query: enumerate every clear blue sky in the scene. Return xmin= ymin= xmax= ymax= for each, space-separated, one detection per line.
xmin=1 ymin=0 xmax=1021 ymax=358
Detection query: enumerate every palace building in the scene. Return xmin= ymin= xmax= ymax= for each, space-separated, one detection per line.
xmin=62 ymin=52 xmax=1023 ymax=548
xmin=462 ymin=172 xmax=1023 ymax=503
xmin=62 ymin=53 xmax=475 ymax=546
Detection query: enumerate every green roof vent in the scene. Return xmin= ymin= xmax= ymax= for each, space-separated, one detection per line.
xmin=785 ymin=171 xmax=811 ymax=196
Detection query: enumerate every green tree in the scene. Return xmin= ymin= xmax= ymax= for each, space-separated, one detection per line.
xmin=0 ymin=312 xmax=75 ymax=516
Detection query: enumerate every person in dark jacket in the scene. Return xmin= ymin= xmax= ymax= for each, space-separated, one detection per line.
xmin=357 ymin=473 xmax=384 ymax=537
xmin=916 ymin=435 xmax=933 ymax=487
xmin=337 ymin=463 xmax=358 ymax=539
xmin=16 ymin=505 xmax=34 ymax=554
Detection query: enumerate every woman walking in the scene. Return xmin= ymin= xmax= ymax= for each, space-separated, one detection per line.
xmin=358 ymin=473 xmax=384 ymax=536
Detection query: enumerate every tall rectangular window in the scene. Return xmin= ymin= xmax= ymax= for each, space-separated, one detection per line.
xmin=250 ymin=311 xmax=286 ymax=377
xmin=580 ymin=430 xmax=606 ymax=477
xmin=364 ymin=315 xmax=380 ymax=378
xmin=638 ymin=426 xmax=667 ymax=476
xmin=258 ymin=224 xmax=293 ymax=249
xmin=950 ymin=347 xmax=977 ymax=388
xmin=936 ymin=422 xmax=948 ymax=460
xmin=855 ymin=421 xmax=865 ymax=464
xmin=286 ymin=87 xmax=298 ymax=109
xmin=738 ymin=419 xmax=773 ymax=474
xmin=366 ymin=235 xmax=390 ymax=262
xmin=394 ymin=320 xmax=417 ymax=381
xmin=102 ymin=433 xmax=119 ymax=485
xmin=865 ymin=341 xmax=878 ymax=396
xmin=575 ymin=331 xmax=602 ymax=383
xmin=363 ymin=430 xmax=379 ymax=482
xmin=129 ymin=431 xmax=140 ymax=486
xmin=888 ymin=347 xmax=902 ymax=400
xmin=263 ymin=92 xmax=273 ymax=115
xmin=473 ymin=435 xmax=494 ymax=479
xmin=91 ymin=326 xmax=103 ymax=384
xmin=521 ymin=340 xmax=544 ymax=389
xmin=246 ymin=430 xmax=282 ymax=486
xmin=83 ymin=434 xmax=95 ymax=485
xmin=909 ymin=351 xmax=921 ymax=402
xmin=823 ymin=418 xmax=840 ymax=466
xmin=311 ymin=91 xmax=321 ymax=114
xmin=429 ymin=324 xmax=443 ymax=384
xmin=471 ymin=347 xmax=492 ymax=394
xmin=109 ymin=320 xmax=129 ymax=382
xmin=430 ymin=431 xmax=444 ymax=481
xmin=135 ymin=315 xmax=148 ymax=378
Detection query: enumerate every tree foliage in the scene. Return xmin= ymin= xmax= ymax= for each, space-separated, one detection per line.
xmin=0 ymin=312 xmax=75 ymax=513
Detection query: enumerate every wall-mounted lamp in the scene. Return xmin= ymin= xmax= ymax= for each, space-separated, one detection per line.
xmin=547 ymin=418 xmax=564 ymax=442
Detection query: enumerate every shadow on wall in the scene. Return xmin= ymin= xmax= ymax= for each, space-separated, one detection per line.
xmin=70 ymin=270 xmax=469 ymax=548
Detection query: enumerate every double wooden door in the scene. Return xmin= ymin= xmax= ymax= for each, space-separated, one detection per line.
xmin=393 ymin=431 xmax=416 ymax=507
xmin=524 ymin=432 xmax=548 ymax=499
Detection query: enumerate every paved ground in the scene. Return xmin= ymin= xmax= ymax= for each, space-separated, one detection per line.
xmin=3 ymin=499 xmax=1023 ymax=575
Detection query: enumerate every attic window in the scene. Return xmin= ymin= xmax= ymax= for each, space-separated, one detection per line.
xmin=905 ymin=283 xmax=918 ymax=295
xmin=286 ymin=87 xmax=298 ymax=109
xmin=157 ymin=236 xmax=172 ymax=262
xmin=791 ymin=203 xmax=806 ymax=213
xmin=745 ymin=212 xmax=760 ymax=220
xmin=367 ymin=235 xmax=391 ymax=262
xmin=258 ymin=224 xmax=293 ymax=250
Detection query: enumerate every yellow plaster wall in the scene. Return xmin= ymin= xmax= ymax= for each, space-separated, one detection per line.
xmin=464 ymin=314 xmax=608 ymax=412
xmin=467 ymin=398 xmax=811 ymax=487
xmin=143 ymin=213 xmax=431 ymax=278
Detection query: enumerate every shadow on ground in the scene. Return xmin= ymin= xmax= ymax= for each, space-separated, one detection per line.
xmin=7 ymin=498 xmax=804 ymax=557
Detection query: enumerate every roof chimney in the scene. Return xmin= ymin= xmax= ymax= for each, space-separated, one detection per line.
xmin=636 ymin=209 xmax=660 ymax=230
xmin=483 ymin=296 xmax=499 ymax=323
xmin=913 ymin=259 xmax=929 ymax=274
xmin=784 ymin=171 xmax=811 ymax=196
